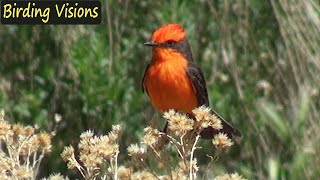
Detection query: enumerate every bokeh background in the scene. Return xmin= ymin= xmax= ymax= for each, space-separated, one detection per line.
xmin=0 ymin=0 xmax=319 ymax=179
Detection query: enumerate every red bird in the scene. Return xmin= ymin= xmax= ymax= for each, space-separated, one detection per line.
xmin=142 ymin=24 xmax=240 ymax=139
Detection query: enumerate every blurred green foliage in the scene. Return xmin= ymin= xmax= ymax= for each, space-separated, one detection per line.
xmin=0 ymin=0 xmax=319 ymax=179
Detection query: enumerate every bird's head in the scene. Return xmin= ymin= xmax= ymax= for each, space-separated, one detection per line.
xmin=145 ymin=23 xmax=193 ymax=62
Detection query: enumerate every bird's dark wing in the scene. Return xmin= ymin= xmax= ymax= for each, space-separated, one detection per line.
xmin=186 ymin=62 xmax=241 ymax=139
xmin=186 ymin=62 xmax=209 ymax=106
xmin=142 ymin=64 xmax=150 ymax=94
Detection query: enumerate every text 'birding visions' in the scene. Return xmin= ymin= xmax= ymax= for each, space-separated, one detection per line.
xmin=0 ymin=0 xmax=101 ymax=24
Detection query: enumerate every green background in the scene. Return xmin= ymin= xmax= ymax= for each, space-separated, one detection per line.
xmin=0 ymin=0 xmax=319 ymax=179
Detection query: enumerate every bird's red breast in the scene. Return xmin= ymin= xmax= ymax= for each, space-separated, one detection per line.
xmin=143 ymin=48 xmax=197 ymax=114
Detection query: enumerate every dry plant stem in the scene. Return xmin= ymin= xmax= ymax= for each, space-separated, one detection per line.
xmin=33 ymin=151 xmax=45 ymax=179
xmin=140 ymin=159 xmax=160 ymax=180
xmin=72 ymin=156 xmax=86 ymax=178
xmin=180 ymin=134 xmax=189 ymax=169
xmin=109 ymin=158 xmax=114 ymax=179
xmin=149 ymin=145 xmax=161 ymax=158
xmin=114 ymin=150 xmax=119 ymax=180
xmin=161 ymin=153 xmax=174 ymax=180
xmin=148 ymin=144 xmax=173 ymax=180
xmin=26 ymin=149 xmax=31 ymax=168
xmin=189 ymin=135 xmax=200 ymax=180
xmin=201 ymin=155 xmax=214 ymax=180
xmin=160 ymin=133 xmax=184 ymax=159
xmin=32 ymin=151 xmax=38 ymax=168
xmin=16 ymin=134 xmax=32 ymax=157
xmin=101 ymin=174 xmax=106 ymax=180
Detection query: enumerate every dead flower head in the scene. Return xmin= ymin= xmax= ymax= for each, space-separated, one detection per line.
xmin=61 ymin=126 xmax=122 ymax=173
xmin=0 ymin=120 xmax=11 ymax=139
xmin=117 ymin=166 xmax=131 ymax=180
xmin=163 ymin=109 xmax=176 ymax=120
xmin=80 ymin=153 xmax=103 ymax=168
xmin=11 ymin=165 xmax=32 ymax=179
xmin=166 ymin=112 xmax=194 ymax=135
xmin=61 ymin=145 xmax=79 ymax=169
xmin=108 ymin=124 xmax=123 ymax=143
xmin=192 ymin=106 xmax=223 ymax=130
xmin=192 ymin=106 xmax=211 ymax=122
xmin=207 ymin=114 xmax=223 ymax=130
xmin=212 ymin=133 xmax=234 ymax=150
xmin=142 ymin=126 xmax=160 ymax=146
xmin=61 ymin=145 xmax=74 ymax=162
xmin=80 ymin=130 xmax=94 ymax=140
xmin=37 ymin=132 xmax=52 ymax=153
xmin=45 ymin=173 xmax=69 ymax=180
xmin=127 ymin=143 xmax=146 ymax=159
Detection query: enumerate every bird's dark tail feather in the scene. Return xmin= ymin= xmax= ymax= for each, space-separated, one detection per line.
xmin=200 ymin=109 xmax=241 ymax=140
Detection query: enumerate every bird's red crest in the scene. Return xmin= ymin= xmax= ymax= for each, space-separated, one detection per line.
xmin=151 ymin=24 xmax=186 ymax=43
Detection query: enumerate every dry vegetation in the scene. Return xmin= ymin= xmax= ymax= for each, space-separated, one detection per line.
xmin=0 ymin=0 xmax=319 ymax=179
xmin=0 ymin=108 xmax=246 ymax=179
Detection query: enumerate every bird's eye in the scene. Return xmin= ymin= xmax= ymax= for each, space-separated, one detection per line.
xmin=166 ymin=40 xmax=176 ymax=45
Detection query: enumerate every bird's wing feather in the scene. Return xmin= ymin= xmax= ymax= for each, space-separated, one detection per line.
xmin=186 ymin=62 xmax=209 ymax=106
xmin=186 ymin=62 xmax=241 ymax=138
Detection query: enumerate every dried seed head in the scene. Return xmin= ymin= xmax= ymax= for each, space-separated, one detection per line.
xmin=23 ymin=125 xmax=35 ymax=137
xmin=61 ymin=145 xmax=74 ymax=162
xmin=208 ymin=114 xmax=222 ymax=130
xmin=0 ymin=152 xmax=12 ymax=171
xmin=12 ymin=165 xmax=32 ymax=179
xmin=96 ymin=143 xmax=119 ymax=158
xmin=12 ymin=123 xmax=25 ymax=136
xmin=127 ymin=144 xmax=145 ymax=158
xmin=163 ymin=109 xmax=176 ymax=120
xmin=37 ymin=132 xmax=52 ymax=153
xmin=212 ymin=133 xmax=234 ymax=149
xmin=80 ymin=130 xmax=94 ymax=140
xmin=80 ymin=153 xmax=103 ymax=168
xmin=112 ymin=124 xmax=122 ymax=134
xmin=192 ymin=106 xmax=211 ymax=122
xmin=0 ymin=120 xmax=11 ymax=139
xmin=47 ymin=173 xmax=69 ymax=180
xmin=20 ymin=135 xmax=39 ymax=155
xmin=108 ymin=131 xmax=119 ymax=143
xmin=143 ymin=127 xmax=160 ymax=146
xmin=167 ymin=113 xmax=194 ymax=135
xmin=117 ymin=166 xmax=131 ymax=180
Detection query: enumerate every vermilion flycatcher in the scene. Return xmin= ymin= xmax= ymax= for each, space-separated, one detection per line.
xmin=142 ymin=24 xmax=240 ymax=139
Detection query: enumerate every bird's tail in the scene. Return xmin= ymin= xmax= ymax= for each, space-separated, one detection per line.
xmin=200 ymin=109 xmax=241 ymax=140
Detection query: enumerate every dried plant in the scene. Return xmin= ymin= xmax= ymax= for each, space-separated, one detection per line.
xmin=127 ymin=106 xmax=241 ymax=180
xmin=214 ymin=173 xmax=246 ymax=180
xmin=61 ymin=125 xmax=122 ymax=180
xmin=41 ymin=173 xmax=69 ymax=180
xmin=0 ymin=107 xmax=245 ymax=179
xmin=0 ymin=109 xmax=52 ymax=179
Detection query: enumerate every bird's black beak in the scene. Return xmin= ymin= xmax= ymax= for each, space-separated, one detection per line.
xmin=144 ymin=41 xmax=157 ymax=47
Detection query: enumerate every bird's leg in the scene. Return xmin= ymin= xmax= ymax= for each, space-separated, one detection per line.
xmin=161 ymin=121 xmax=169 ymax=133
xmin=153 ymin=121 xmax=169 ymax=151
